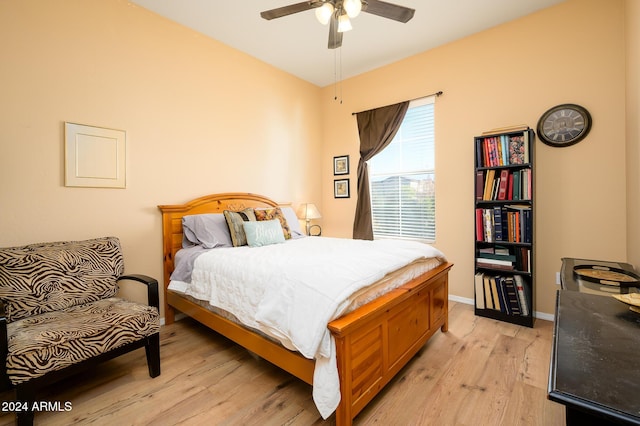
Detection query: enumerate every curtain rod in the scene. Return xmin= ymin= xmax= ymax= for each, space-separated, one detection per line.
xmin=351 ymin=91 xmax=443 ymax=116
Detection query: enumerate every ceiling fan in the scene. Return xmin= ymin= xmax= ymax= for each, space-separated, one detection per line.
xmin=260 ymin=0 xmax=415 ymax=49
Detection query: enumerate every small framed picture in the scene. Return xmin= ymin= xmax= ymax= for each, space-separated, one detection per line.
xmin=333 ymin=155 xmax=349 ymax=175
xmin=334 ymin=179 xmax=350 ymax=198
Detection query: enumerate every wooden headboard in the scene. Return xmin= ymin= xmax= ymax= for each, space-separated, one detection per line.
xmin=157 ymin=192 xmax=279 ymax=295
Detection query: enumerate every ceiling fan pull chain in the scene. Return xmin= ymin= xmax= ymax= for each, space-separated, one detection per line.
xmin=333 ymin=46 xmax=343 ymax=104
xmin=339 ymin=46 xmax=343 ymax=104
xmin=334 ymin=43 xmax=339 ymax=102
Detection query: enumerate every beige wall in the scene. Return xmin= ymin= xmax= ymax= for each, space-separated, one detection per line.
xmin=627 ymin=0 xmax=640 ymax=268
xmin=0 ymin=0 xmax=634 ymax=319
xmin=0 ymin=0 xmax=323 ymax=312
xmin=319 ymin=0 xmax=628 ymax=316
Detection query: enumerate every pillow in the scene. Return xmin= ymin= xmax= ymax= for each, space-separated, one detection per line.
xmin=279 ymin=206 xmax=305 ymax=238
xmin=223 ymin=208 xmax=257 ymax=247
xmin=243 ymin=220 xmax=286 ymax=247
xmin=254 ymin=207 xmax=291 ymax=239
xmin=182 ymin=214 xmax=233 ymax=248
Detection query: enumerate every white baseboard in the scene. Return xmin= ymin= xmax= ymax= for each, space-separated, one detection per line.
xmin=448 ymin=295 xmax=554 ymax=322
xmin=449 ymin=294 xmax=474 ymax=305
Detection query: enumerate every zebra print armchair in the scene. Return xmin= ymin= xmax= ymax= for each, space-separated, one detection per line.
xmin=0 ymin=237 xmax=161 ymax=425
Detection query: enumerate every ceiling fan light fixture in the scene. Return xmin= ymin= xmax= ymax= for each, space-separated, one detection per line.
xmin=315 ymin=2 xmax=335 ymax=25
xmin=343 ymin=0 xmax=362 ymax=18
xmin=337 ymin=13 xmax=352 ymax=32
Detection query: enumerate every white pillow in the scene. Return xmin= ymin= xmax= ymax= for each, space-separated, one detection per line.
xmin=279 ymin=206 xmax=305 ymax=238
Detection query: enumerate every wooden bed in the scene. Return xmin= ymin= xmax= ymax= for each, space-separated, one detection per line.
xmin=158 ymin=192 xmax=453 ymax=425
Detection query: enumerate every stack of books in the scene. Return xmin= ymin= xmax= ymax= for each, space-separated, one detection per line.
xmin=474 ymin=272 xmax=530 ymax=316
xmin=475 ymin=205 xmax=532 ymax=244
xmin=476 ymin=132 xmax=530 ymax=168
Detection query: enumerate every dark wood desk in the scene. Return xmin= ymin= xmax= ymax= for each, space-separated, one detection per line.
xmin=549 ymin=290 xmax=640 ymax=425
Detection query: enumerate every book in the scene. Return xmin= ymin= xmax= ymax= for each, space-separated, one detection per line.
xmin=524 ymin=209 xmax=532 ymax=243
xmin=476 ymin=257 xmax=514 ymax=266
xmin=483 ymin=275 xmax=494 ymax=309
xmin=476 ymin=260 xmax=514 ymax=271
xmin=478 ymin=252 xmax=516 ymax=261
xmin=475 ymin=208 xmax=484 ymax=241
xmin=483 ymin=209 xmax=494 ymax=242
xmin=520 ymin=169 xmax=531 ymax=200
xmin=476 ymin=170 xmax=484 ymax=200
xmin=487 ymin=137 xmax=499 ymax=167
xmin=515 ymin=247 xmax=531 ymax=272
xmin=483 ymin=169 xmax=495 ymax=200
xmin=494 ymin=246 xmax=510 ymax=255
xmin=512 ymin=171 xmax=520 ymax=200
xmin=491 ymin=175 xmax=500 ymax=200
xmin=483 ymin=138 xmax=491 ymax=166
xmin=493 ymin=206 xmax=503 ymax=241
xmin=508 ymin=134 xmax=526 ymax=165
xmin=500 ymin=135 xmax=508 ymax=165
xmin=495 ymin=277 xmax=508 ymax=313
xmin=497 ymin=169 xmax=509 ymax=200
xmin=475 ymin=273 xmax=485 ymax=309
xmin=514 ymin=275 xmax=529 ymax=316
xmin=475 ymin=138 xmax=484 ymax=167
xmin=490 ymin=277 xmax=502 ymax=312
xmin=503 ymin=277 xmax=521 ymax=315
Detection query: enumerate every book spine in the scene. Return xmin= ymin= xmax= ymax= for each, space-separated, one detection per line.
xmin=476 ymin=170 xmax=484 ymax=200
xmin=493 ymin=206 xmax=502 ymax=241
xmin=475 ymin=208 xmax=484 ymax=241
xmin=475 ymin=273 xmax=485 ymax=309
xmin=483 ymin=275 xmax=494 ymax=309
xmin=483 ymin=209 xmax=494 ymax=242
xmin=490 ymin=277 xmax=501 ymax=311
xmin=514 ymin=275 xmax=529 ymax=316
xmin=504 ymin=277 xmax=521 ymax=315
xmin=497 ymin=169 xmax=509 ymax=200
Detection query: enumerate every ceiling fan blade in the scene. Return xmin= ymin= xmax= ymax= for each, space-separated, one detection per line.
xmin=328 ymin=13 xmax=343 ymax=49
xmin=363 ymin=0 xmax=415 ymax=23
xmin=260 ymin=2 xmax=317 ymax=20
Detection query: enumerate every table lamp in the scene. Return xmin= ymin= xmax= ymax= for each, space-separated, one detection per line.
xmin=296 ymin=203 xmax=321 ymax=236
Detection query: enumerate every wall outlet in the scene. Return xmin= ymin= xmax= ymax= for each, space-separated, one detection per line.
xmin=556 ymin=272 xmax=561 ymax=285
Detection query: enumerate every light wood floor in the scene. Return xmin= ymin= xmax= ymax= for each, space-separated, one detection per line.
xmin=0 ymin=301 xmax=565 ymax=425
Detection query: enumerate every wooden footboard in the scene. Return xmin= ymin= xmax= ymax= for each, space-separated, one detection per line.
xmin=158 ymin=193 xmax=453 ymax=425
xmin=329 ymin=261 xmax=451 ymax=424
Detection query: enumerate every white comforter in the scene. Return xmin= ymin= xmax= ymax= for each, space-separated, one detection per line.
xmin=169 ymin=236 xmax=445 ymax=418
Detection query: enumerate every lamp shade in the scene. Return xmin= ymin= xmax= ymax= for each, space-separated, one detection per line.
xmin=296 ymin=203 xmax=322 ymax=220
xmin=337 ymin=13 xmax=352 ymax=32
xmin=343 ymin=0 xmax=362 ymax=18
xmin=315 ymin=2 xmax=334 ymax=25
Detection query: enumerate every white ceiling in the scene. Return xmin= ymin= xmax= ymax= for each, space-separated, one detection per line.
xmin=129 ymin=0 xmax=564 ymax=87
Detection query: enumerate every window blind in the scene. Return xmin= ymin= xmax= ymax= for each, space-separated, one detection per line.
xmin=368 ymin=96 xmax=436 ymax=242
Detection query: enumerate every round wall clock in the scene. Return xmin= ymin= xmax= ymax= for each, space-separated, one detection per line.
xmin=537 ymin=103 xmax=592 ymax=147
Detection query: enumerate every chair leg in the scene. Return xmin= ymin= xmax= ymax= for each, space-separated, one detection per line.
xmin=15 ymin=384 xmax=35 ymax=426
xmin=145 ymin=333 xmax=161 ymax=378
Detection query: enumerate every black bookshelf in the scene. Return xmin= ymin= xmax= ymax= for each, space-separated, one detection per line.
xmin=473 ymin=128 xmax=535 ymax=327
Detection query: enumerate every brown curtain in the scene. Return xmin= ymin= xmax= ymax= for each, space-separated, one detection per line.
xmin=352 ymin=101 xmax=410 ymax=240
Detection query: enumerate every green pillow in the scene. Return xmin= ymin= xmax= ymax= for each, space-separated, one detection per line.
xmin=243 ymin=219 xmax=285 ymax=247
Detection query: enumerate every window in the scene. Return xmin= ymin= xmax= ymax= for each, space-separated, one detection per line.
xmin=368 ymin=96 xmax=435 ymax=242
